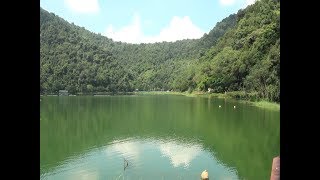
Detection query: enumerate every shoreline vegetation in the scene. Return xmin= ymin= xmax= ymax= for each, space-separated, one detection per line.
xmin=41 ymin=90 xmax=279 ymax=111
xmin=135 ymin=91 xmax=280 ymax=111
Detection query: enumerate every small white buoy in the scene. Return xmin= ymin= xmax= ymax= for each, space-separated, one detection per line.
xmin=201 ymin=170 xmax=209 ymax=180
xmin=233 ymin=105 xmax=236 ymax=108
xmin=219 ymin=105 xmax=222 ymax=108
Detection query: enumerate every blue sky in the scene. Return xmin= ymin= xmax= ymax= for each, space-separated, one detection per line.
xmin=40 ymin=0 xmax=256 ymax=43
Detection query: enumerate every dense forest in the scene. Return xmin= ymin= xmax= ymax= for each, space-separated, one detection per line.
xmin=40 ymin=0 xmax=279 ymax=102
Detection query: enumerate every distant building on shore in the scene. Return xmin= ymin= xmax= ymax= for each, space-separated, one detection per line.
xmin=59 ymin=90 xmax=68 ymax=96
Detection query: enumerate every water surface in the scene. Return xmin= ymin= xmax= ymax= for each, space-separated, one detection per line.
xmin=40 ymin=95 xmax=279 ymax=179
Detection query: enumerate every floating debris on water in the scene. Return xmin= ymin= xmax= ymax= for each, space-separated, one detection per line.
xmin=124 ymin=158 xmax=129 ymax=171
xmin=201 ymin=170 xmax=209 ymax=180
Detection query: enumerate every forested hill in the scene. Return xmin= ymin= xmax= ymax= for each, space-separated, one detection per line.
xmin=40 ymin=7 xmax=236 ymax=93
xmin=40 ymin=0 xmax=280 ymax=102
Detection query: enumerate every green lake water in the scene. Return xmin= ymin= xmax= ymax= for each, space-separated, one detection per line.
xmin=40 ymin=95 xmax=279 ymax=180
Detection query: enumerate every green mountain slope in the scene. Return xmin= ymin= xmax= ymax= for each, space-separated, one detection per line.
xmin=195 ymin=0 xmax=280 ymax=102
xmin=40 ymin=0 xmax=279 ymax=102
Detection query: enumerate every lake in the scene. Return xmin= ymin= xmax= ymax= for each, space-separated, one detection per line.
xmin=40 ymin=95 xmax=279 ymax=180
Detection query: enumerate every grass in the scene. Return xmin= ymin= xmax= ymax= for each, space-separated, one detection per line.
xmin=249 ymin=100 xmax=280 ymax=111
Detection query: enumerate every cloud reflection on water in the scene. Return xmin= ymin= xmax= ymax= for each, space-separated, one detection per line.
xmin=159 ymin=140 xmax=202 ymax=168
xmin=42 ymin=137 xmax=238 ymax=179
xmin=107 ymin=138 xmax=202 ymax=168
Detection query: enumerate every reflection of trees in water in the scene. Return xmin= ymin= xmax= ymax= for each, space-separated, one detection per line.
xmin=40 ymin=96 xmax=279 ymax=179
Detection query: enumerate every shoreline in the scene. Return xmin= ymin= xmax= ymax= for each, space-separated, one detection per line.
xmin=41 ymin=91 xmax=280 ymax=111
xmin=135 ymin=91 xmax=280 ymax=111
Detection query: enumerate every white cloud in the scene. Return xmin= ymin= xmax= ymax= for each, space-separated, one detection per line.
xmin=65 ymin=0 xmax=100 ymax=14
xmin=152 ymin=16 xmax=204 ymax=43
xmin=104 ymin=14 xmax=204 ymax=44
xmin=240 ymin=0 xmax=257 ymax=9
xmin=219 ymin=0 xmax=236 ymax=6
xmin=245 ymin=0 xmax=256 ymax=6
xmin=105 ymin=13 xmax=142 ymax=44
